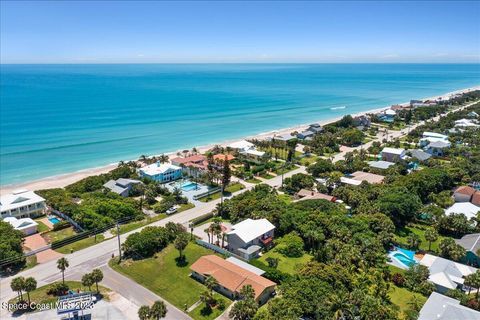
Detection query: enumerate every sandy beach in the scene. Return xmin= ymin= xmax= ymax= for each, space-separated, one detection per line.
xmin=1 ymin=85 xmax=478 ymax=195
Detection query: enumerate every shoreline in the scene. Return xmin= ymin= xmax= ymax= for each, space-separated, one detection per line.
xmin=1 ymin=85 xmax=479 ymax=195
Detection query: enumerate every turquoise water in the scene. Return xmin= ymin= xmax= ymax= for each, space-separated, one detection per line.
xmin=1 ymin=63 xmax=479 ymax=185
xmin=47 ymin=215 xmax=61 ymax=224
xmin=181 ymin=181 xmax=199 ymax=192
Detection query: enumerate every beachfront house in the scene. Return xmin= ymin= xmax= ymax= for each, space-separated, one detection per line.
xmin=138 ymin=162 xmax=182 ymax=183
xmin=380 ymin=147 xmax=407 ymax=163
xmin=297 ymin=130 xmax=315 ymax=140
xmin=103 ymin=178 xmax=142 ymax=197
xmin=378 ymin=109 xmax=396 ymax=122
xmin=3 ymin=216 xmax=38 ymax=236
xmin=419 ymin=254 xmax=477 ymax=294
xmin=456 ymin=233 xmax=480 ymax=267
xmin=353 ymin=115 xmax=371 ymax=129
xmin=227 ymin=218 xmax=275 ymax=260
xmin=418 ymin=292 xmax=480 ymax=320
xmin=228 ymin=140 xmax=255 ymax=153
xmin=307 ymin=123 xmax=323 ymax=133
xmin=419 ymin=132 xmax=449 ymax=147
xmin=273 ymin=133 xmax=297 ymax=143
xmin=0 ymin=190 xmax=46 ymax=219
xmin=424 ymin=141 xmax=451 ymax=156
xmin=171 ymin=154 xmax=208 ymax=175
xmin=190 ymin=255 xmax=276 ymax=305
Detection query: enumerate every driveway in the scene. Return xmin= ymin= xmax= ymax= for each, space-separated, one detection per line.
xmin=23 ymin=234 xmax=62 ymax=264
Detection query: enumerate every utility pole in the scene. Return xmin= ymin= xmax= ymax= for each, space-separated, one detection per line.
xmin=116 ymin=222 xmax=121 ymax=263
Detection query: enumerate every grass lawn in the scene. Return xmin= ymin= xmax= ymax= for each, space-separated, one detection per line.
xmin=199 ymin=183 xmax=245 ymax=203
xmin=34 ymin=219 xmax=50 ymax=233
xmin=394 ymin=223 xmax=448 ymax=253
xmin=56 ymin=234 xmax=105 ymax=254
xmin=8 ymin=280 xmax=111 ymax=306
xmin=257 ymin=248 xmax=313 ymax=275
xmin=109 ymin=242 xmax=231 ymax=317
xmin=22 ymin=255 xmax=38 ymax=271
xmin=189 ymin=294 xmax=231 ymax=320
xmin=245 ymin=177 xmax=262 ymax=184
xmin=259 ymin=172 xmax=275 ymax=179
xmin=42 ymin=227 xmax=76 ymax=244
xmin=278 ymin=194 xmax=293 ymax=204
xmin=297 ymin=155 xmax=318 ymax=166
xmin=274 ymin=164 xmax=299 ymax=175
xmin=388 ymin=285 xmax=426 ymax=319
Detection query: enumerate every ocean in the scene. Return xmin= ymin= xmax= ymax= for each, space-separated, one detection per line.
xmin=1 ymin=63 xmax=479 ymax=186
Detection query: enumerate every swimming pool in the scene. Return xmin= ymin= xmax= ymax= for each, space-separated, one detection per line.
xmin=181 ymin=181 xmax=199 ymax=191
xmin=388 ymin=247 xmax=418 ymax=269
xmin=48 ymin=215 xmax=61 ymax=224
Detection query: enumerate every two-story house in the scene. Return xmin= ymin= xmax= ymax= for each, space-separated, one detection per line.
xmin=0 ymin=190 xmax=46 ymax=219
xmin=227 ymin=218 xmax=275 ymax=260
xmin=138 ymin=162 xmax=182 ymax=183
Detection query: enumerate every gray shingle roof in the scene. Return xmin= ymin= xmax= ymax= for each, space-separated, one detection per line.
xmin=419 ymin=292 xmax=480 ymax=320
xmin=456 ymin=233 xmax=480 ymax=254
xmin=408 ymin=149 xmax=432 ymax=161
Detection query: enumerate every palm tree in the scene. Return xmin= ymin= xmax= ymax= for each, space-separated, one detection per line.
xmin=159 ymin=154 xmax=169 ymax=163
xmin=200 ymin=289 xmax=214 ymax=307
xmin=82 ymin=273 xmax=94 ymax=291
xmin=138 ymin=305 xmax=150 ymax=320
xmin=424 ymin=229 xmax=438 ymax=252
xmin=91 ymin=269 xmax=103 ymax=293
xmin=57 ymin=257 xmax=69 ymax=284
xmin=174 ymin=233 xmax=189 ymax=260
xmin=205 ymin=276 xmax=218 ymax=295
xmin=465 ymin=273 xmax=476 ymax=295
xmin=10 ymin=277 xmax=25 ymax=301
xmin=150 ymin=300 xmax=167 ymax=319
xmin=204 ymin=227 xmax=211 ymax=243
xmin=23 ymin=277 xmax=37 ymax=306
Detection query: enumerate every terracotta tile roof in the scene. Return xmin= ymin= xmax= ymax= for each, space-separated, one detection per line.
xmin=190 ymin=255 xmax=276 ymax=300
xmin=351 ymin=171 xmax=385 ymax=184
xmin=472 ymin=192 xmax=480 ymax=206
xmin=297 ymin=189 xmax=336 ymax=202
xmin=455 ymin=186 xmax=477 ymax=196
xmin=171 ymin=154 xmax=206 ymax=165
xmin=213 ymin=154 xmax=235 ymax=162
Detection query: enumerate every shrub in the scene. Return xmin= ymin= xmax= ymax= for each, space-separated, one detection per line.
xmin=47 ymin=282 xmax=69 ymax=296
xmin=391 ymin=273 xmax=405 ymax=287
xmin=277 ymin=232 xmax=304 ymax=258
xmin=217 ymin=299 xmax=226 ymax=310
xmin=53 ymin=220 xmax=70 ymax=231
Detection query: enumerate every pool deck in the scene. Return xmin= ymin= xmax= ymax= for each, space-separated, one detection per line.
xmin=387 ymin=249 xmax=420 ymax=270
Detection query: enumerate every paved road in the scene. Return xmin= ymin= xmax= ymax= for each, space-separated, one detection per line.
xmin=0 ymin=165 xmax=305 ymax=319
xmin=0 ymin=101 xmax=472 ymax=319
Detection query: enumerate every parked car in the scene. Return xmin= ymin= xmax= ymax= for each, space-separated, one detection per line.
xmin=166 ymin=206 xmax=178 ymax=215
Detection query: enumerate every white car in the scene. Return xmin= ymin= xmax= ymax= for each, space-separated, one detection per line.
xmin=166 ymin=207 xmax=178 ymax=215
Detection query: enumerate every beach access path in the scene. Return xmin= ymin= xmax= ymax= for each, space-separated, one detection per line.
xmin=1 ymin=100 xmax=476 ymax=319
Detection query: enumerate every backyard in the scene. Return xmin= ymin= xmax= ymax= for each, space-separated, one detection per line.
xmin=109 ymin=243 xmax=232 ymax=320
xmin=42 ymin=226 xmax=76 ymax=244
xmin=388 ymin=284 xmax=426 ymax=319
xmin=255 ymin=247 xmax=313 ymax=275
xmin=394 ymin=223 xmax=448 ymax=253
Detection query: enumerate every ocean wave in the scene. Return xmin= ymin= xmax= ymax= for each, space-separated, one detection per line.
xmin=330 ymin=106 xmax=347 ymax=110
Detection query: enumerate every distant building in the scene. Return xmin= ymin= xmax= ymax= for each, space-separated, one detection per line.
xmin=455 ymin=119 xmax=479 ymax=128
xmin=0 ymin=190 xmax=46 ymax=219
xmin=138 ymin=162 xmax=182 ymax=183
xmin=424 ymin=141 xmax=451 ymax=156
xmin=368 ymin=160 xmax=395 ymax=170
xmin=378 ymin=109 xmax=396 ymax=122
xmin=228 ymin=140 xmax=255 ymax=153
xmin=273 ymin=133 xmax=296 ymax=143
xmin=340 ymin=171 xmax=385 ymax=185
xmin=307 ymin=123 xmax=323 ymax=133
xmin=419 ymin=132 xmax=449 ymax=147
xmin=418 ymin=292 xmax=480 ymax=320
xmin=3 ymin=216 xmax=38 ymax=236
xmin=353 ymin=115 xmax=371 ymax=128
xmin=407 ymin=149 xmax=432 ymax=162
xmin=468 ymin=111 xmax=479 ymax=118
xmin=454 ymin=186 xmax=478 ymax=203
xmin=190 ymin=255 xmax=276 ymax=304
xmin=213 ymin=154 xmax=235 ymax=162
xmin=103 ymin=178 xmax=142 ymax=197
xmin=297 ymin=130 xmax=315 ymax=140
xmin=420 ymin=254 xmax=477 ymax=293
xmin=227 ymin=218 xmax=275 ymax=260
xmin=171 ymin=154 xmax=208 ymax=175
xmin=381 ymin=147 xmax=406 ymax=163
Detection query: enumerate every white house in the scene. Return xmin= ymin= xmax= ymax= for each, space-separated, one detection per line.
xmin=0 ymin=190 xmax=46 ymax=219
xmin=3 ymin=216 xmax=38 ymax=235
xmin=227 ymin=218 xmax=275 ymax=260
xmin=420 ymin=254 xmax=477 ymax=294
xmin=455 ymin=119 xmax=479 ymax=128
xmin=418 ymin=292 xmax=480 ymax=320
xmin=445 ymin=202 xmax=480 ymax=220
xmin=138 ymin=162 xmax=182 ymax=183
xmin=228 ymin=140 xmax=255 ymax=152
xmin=381 ymin=147 xmax=407 ymax=163
xmin=419 ymin=132 xmax=449 ymax=147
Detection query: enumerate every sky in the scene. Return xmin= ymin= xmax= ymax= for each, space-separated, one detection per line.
xmin=1 ymin=1 xmax=479 ymax=64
